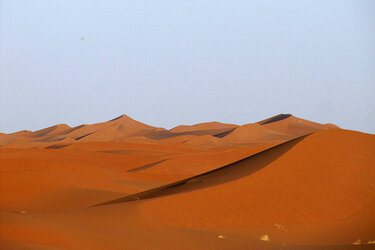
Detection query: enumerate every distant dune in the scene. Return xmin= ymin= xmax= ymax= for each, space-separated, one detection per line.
xmin=222 ymin=123 xmax=292 ymax=144
xmin=259 ymin=114 xmax=338 ymax=137
xmin=170 ymin=121 xmax=238 ymax=133
xmin=1 ymin=114 xmax=374 ymax=249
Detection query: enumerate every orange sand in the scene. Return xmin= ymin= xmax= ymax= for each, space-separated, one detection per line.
xmin=1 ymin=114 xmax=374 ymax=249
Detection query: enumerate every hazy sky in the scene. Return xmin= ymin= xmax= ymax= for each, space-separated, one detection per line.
xmin=1 ymin=0 xmax=374 ymax=133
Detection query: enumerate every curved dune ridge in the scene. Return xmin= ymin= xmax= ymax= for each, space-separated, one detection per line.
xmin=260 ymin=115 xmax=338 ymax=137
xmin=141 ymin=130 xmax=375 ymax=227
xmin=1 ymin=114 xmax=374 ymax=249
xmin=257 ymin=113 xmax=292 ymax=125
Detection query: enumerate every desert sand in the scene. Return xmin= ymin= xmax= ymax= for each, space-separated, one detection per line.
xmin=1 ymin=114 xmax=374 ymax=249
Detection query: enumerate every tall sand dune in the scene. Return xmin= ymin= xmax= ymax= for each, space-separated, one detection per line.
xmin=137 ymin=129 xmax=375 ymax=245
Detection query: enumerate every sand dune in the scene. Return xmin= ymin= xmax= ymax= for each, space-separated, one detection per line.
xmin=1 ymin=114 xmax=374 ymax=249
xmin=138 ymin=129 xmax=375 ymax=245
xmin=260 ymin=114 xmax=338 ymax=137
xmin=170 ymin=121 xmax=238 ymax=133
xmin=27 ymin=124 xmax=71 ymax=138
xmin=183 ymin=135 xmax=224 ymax=147
xmin=222 ymin=123 xmax=292 ymax=144
xmin=0 ymin=133 xmax=18 ymax=146
xmin=257 ymin=113 xmax=292 ymax=124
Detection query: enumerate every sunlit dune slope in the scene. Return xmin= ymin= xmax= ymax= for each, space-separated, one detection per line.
xmin=221 ymin=123 xmax=292 ymax=144
xmin=134 ymin=129 xmax=375 ymax=244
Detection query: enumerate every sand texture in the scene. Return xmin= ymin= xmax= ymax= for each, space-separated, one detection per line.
xmin=1 ymin=114 xmax=374 ymax=249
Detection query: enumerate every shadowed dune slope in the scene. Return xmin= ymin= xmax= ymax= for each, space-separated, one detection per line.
xmin=68 ymin=115 xmax=157 ymax=142
xmin=217 ymin=114 xmax=338 ymax=145
xmin=105 ymin=114 xmax=155 ymax=130
xmin=77 ymin=124 xmax=145 ymax=142
xmin=94 ymin=135 xmax=308 ymax=205
xmin=257 ymin=113 xmax=292 ymax=125
xmin=260 ymin=115 xmax=339 ymax=137
xmin=137 ymin=129 xmax=375 ymax=244
xmin=27 ymin=124 xmax=71 ymax=138
xmin=136 ymin=130 xmax=375 ymax=244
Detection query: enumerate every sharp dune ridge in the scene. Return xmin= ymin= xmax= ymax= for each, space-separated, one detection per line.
xmin=1 ymin=113 xmax=374 ymax=249
xmin=257 ymin=113 xmax=292 ymax=125
xmin=93 ymin=134 xmax=308 ymax=206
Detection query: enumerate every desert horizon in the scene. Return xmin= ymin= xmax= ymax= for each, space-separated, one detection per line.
xmin=1 ymin=113 xmax=374 ymax=249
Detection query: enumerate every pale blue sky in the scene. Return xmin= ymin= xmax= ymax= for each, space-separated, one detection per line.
xmin=1 ymin=0 xmax=374 ymax=133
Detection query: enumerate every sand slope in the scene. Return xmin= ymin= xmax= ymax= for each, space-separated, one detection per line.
xmin=222 ymin=123 xmax=292 ymax=144
xmin=138 ymin=129 xmax=375 ymax=245
xmin=1 ymin=114 xmax=374 ymax=249
xmin=259 ymin=114 xmax=338 ymax=137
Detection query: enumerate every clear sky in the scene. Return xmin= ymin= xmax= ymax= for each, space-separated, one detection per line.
xmin=1 ymin=0 xmax=374 ymax=133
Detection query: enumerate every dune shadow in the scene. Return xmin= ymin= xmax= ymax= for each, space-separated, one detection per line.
xmin=75 ymin=131 xmax=95 ymax=140
xmin=45 ymin=144 xmax=71 ymax=149
xmin=147 ymin=128 xmax=237 ymax=140
xmin=60 ymin=125 xmax=86 ymax=135
xmin=31 ymin=126 xmax=57 ymax=138
xmin=213 ymin=128 xmax=236 ymax=138
xmin=108 ymin=115 xmax=124 ymax=122
xmin=93 ymin=134 xmax=309 ymax=206
xmin=127 ymin=159 xmax=169 ymax=172
xmin=259 ymin=114 xmax=292 ymax=125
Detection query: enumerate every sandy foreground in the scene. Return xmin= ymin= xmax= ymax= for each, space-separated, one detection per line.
xmin=1 ymin=114 xmax=374 ymax=249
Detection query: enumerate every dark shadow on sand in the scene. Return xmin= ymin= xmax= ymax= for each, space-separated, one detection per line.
xmin=93 ymin=134 xmax=309 ymax=206
xmin=259 ymin=114 xmax=292 ymax=125
xmin=127 ymin=159 xmax=169 ymax=172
